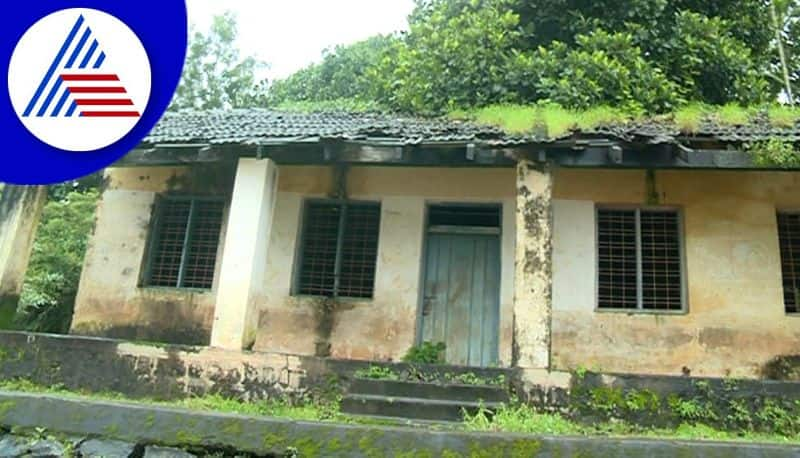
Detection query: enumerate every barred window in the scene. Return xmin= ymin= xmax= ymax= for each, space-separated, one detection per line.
xmin=597 ymin=207 xmax=684 ymax=311
xmin=296 ymin=200 xmax=381 ymax=298
xmin=777 ymin=212 xmax=800 ymax=313
xmin=143 ymin=196 xmax=225 ymax=289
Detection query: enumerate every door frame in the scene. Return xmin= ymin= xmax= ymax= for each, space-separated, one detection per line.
xmin=414 ymin=202 xmax=504 ymax=361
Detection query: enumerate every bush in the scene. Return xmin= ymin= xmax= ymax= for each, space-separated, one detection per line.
xmin=402 ymin=341 xmax=446 ymax=364
xmin=17 ymin=189 xmax=99 ymax=333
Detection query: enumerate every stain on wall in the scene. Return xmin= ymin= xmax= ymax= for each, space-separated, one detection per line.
xmin=551 ymin=169 xmax=800 ymax=378
xmin=254 ymin=166 xmax=518 ymax=364
xmin=71 ymin=167 xmax=233 ymax=345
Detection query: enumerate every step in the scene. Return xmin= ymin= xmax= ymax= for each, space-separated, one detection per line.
xmin=340 ymin=394 xmax=502 ymax=422
xmin=349 ymin=378 xmax=509 ymax=404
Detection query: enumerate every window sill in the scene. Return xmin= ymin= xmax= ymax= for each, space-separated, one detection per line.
xmin=595 ymin=308 xmax=687 ymax=316
xmin=138 ymin=286 xmax=213 ymax=295
xmin=291 ymin=294 xmax=374 ymax=303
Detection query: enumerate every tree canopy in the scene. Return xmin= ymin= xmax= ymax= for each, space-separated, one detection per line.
xmin=170 ymin=12 xmax=268 ymax=110
xmin=267 ymin=0 xmax=799 ymax=114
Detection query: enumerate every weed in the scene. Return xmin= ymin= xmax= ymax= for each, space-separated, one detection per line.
xmin=746 ymin=139 xmax=800 ymax=168
xmin=354 ymin=365 xmax=399 ymax=381
xmin=402 ymin=342 xmax=446 ymax=364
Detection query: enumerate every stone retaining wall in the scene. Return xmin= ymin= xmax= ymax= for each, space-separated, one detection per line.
xmin=1 ymin=391 xmax=799 ymax=457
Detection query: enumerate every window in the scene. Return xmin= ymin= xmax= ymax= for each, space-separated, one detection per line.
xmin=777 ymin=212 xmax=800 ymax=313
xmin=143 ymin=196 xmax=225 ymax=289
xmin=597 ymin=207 xmax=684 ymax=311
xmin=296 ymin=200 xmax=381 ymax=298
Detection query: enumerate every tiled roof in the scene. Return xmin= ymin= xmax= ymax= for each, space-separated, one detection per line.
xmin=142 ymin=109 xmax=800 ymax=146
xmin=143 ymin=109 xmax=514 ymax=146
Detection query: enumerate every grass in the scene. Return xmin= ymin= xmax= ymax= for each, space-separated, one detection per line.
xmin=451 ymin=103 xmax=800 ymax=137
xmin=768 ymin=105 xmax=800 ymax=128
xmin=463 ymin=403 xmax=800 ymax=445
xmin=1 ymin=379 xmax=799 ymax=445
xmin=451 ymin=104 xmax=632 ymax=137
xmin=274 ymin=98 xmax=383 ymax=113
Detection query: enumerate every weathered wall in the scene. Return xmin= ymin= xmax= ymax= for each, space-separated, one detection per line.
xmin=70 ymin=166 xmax=234 ymax=345
xmin=551 ymin=169 xmax=800 ymax=378
xmin=0 ymin=331 xmax=307 ymax=400
xmin=254 ymin=166 xmax=518 ymax=365
xmin=0 ymin=185 xmax=47 ymax=325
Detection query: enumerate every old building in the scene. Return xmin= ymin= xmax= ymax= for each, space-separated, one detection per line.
xmin=53 ymin=109 xmax=800 ymax=380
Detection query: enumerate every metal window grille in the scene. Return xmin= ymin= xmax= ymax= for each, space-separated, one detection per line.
xmin=145 ymin=197 xmax=225 ymax=289
xmin=777 ymin=212 xmax=800 ymax=313
xmin=297 ymin=200 xmax=381 ymax=298
xmin=597 ymin=207 xmax=683 ymax=311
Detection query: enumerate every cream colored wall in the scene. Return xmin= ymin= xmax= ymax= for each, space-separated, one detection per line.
xmin=253 ymin=166 xmax=518 ymax=365
xmin=71 ymin=167 xmax=228 ymax=344
xmin=551 ymin=168 xmax=800 ymax=378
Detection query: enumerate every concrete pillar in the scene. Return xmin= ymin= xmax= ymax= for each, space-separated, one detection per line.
xmin=0 ymin=185 xmax=47 ymax=326
xmin=512 ymin=160 xmax=553 ymax=370
xmin=210 ymin=158 xmax=279 ymax=350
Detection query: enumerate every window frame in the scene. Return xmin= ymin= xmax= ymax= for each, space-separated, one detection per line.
xmin=775 ymin=209 xmax=800 ymax=316
xmin=292 ymin=197 xmax=382 ymax=299
xmin=141 ymin=194 xmax=227 ymax=291
xmin=594 ymin=204 xmax=688 ymax=314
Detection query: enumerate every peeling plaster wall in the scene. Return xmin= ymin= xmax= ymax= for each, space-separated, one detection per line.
xmin=551 ymin=169 xmax=800 ymax=378
xmin=71 ymin=167 xmax=232 ymax=345
xmin=253 ymin=166 xmax=517 ymax=365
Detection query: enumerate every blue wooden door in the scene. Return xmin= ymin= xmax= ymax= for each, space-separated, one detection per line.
xmin=421 ymin=233 xmax=500 ymax=366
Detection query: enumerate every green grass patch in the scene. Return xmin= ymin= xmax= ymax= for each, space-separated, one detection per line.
xmin=464 ymin=403 xmax=800 ymax=445
xmin=673 ymin=103 xmax=709 ymax=133
xmin=2 ymin=378 xmax=799 ymax=445
xmin=714 ymin=103 xmax=752 ymax=126
xmin=768 ymin=105 xmax=800 ymax=128
xmin=452 ymin=104 xmax=632 ymax=137
xmin=274 ymin=98 xmax=383 ymax=113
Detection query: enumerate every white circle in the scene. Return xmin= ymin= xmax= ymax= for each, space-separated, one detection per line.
xmin=7 ymin=8 xmax=151 ymax=152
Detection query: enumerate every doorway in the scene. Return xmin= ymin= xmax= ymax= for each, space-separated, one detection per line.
xmin=419 ymin=204 xmax=501 ymax=367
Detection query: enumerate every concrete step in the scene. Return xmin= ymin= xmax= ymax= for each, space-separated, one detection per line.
xmin=340 ymin=393 xmax=502 ymax=422
xmin=349 ymin=378 xmax=509 ymax=404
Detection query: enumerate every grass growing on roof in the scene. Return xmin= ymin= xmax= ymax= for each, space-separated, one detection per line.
xmin=673 ymin=103 xmax=709 ymax=133
xmin=768 ymin=105 xmax=800 ymax=128
xmin=715 ymin=103 xmax=751 ymax=126
xmin=451 ymin=104 xmax=632 ymax=137
xmin=274 ymin=98 xmax=383 ymax=113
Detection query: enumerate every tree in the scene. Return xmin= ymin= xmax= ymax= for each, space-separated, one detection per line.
xmin=269 ymin=35 xmax=397 ymax=104
xmin=17 ymin=190 xmax=99 ymax=333
xmin=170 ymin=12 xmax=268 ymax=110
xmin=269 ymin=0 xmax=788 ymax=113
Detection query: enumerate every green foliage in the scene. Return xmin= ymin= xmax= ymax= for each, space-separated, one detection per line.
xmin=768 ymin=105 xmax=800 ymax=127
xmin=673 ymin=103 xmax=710 ymax=132
xmin=273 ymin=98 xmax=382 ymax=113
xmin=269 ymin=0 xmax=781 ymax=113
xmin=746 ymin=139 xmax=800 ymax=168
xmin=402 ymin=341 xmax=446 ymax=364
xmin=170 ymin=12 xmax=268 ymax=110
xmin=17 ymin=190 xmax=99 ymax=333
xmin=354 ymin=365 xmax=399 ymax=380
xmin=446 ymin=372 xmax=506 ymax=386
xmin=268 ymin=35 xmax=396 ymax=105
xmin=453 ymin=103 xmax=633 ymax=137
xmin=715 ymin=104 xmax=752 ymax=125
xmin=521 ymin=30 xmax=679 ymax=112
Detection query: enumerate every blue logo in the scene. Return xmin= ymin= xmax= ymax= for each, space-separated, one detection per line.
xmin=2 ymin=1 xmax=187 ymax=184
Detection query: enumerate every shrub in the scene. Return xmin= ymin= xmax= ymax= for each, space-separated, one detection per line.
xmin=17 ymin=189 xmax=99 ymax=333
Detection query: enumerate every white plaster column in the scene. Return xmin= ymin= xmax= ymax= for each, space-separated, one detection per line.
xmin=512 ymin=160 xmax=553 ymax=370
xmin=210 ymin=158 xmax=279 ymax=350
xmin=0 ymin=185 xmax=47 ymax=318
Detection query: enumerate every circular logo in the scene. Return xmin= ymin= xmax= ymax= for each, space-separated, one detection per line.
xmin=8 ymin=8 xmax=151 ymax=152
xmin=1 ymin=1 xmax=186 ymax=184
